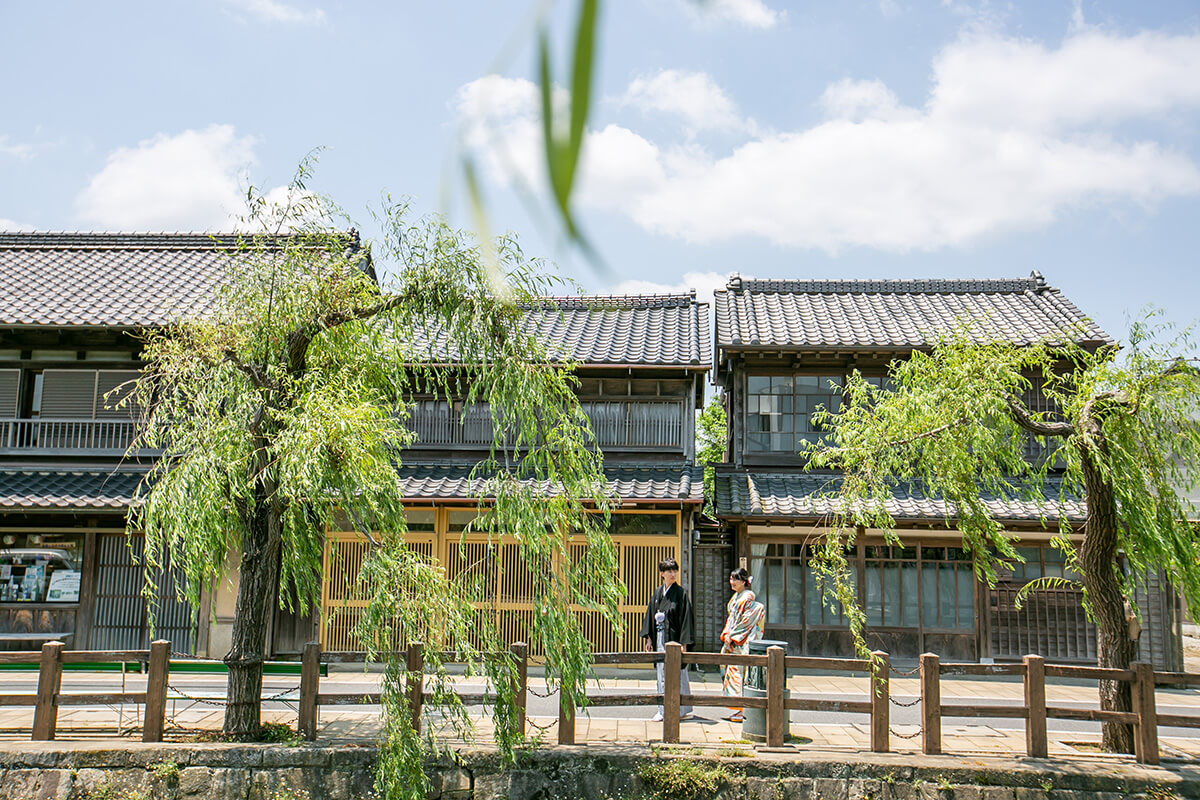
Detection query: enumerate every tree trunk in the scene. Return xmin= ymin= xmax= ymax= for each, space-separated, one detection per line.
xmin=1079 ymin=442 xmax=1136 ymax=754
xmin=222 ymin=486 xmax=283 ymax=737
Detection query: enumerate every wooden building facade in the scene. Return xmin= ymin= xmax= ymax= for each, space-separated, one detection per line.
xmin=707 ymin=273 xmax=1184 ymax=670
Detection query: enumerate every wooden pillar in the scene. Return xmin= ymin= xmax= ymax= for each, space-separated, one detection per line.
xmin=406 ymin=641 xmax=424 ymax=734
xmin=557 ymin=681 xmax=576 ymax=745
xmin=870 ymin=650 xmax=889 ymax=753
xmin=511 ymin=642 xmax=528 ymax=737
xmin=920 ymin=652 xmax=941 ymax=755
xmin=765 ymin=645 xmax=785 ymax=748
xmin=142 ymin=640 xmax=170 ymax=743
xmin=1023 ymin=654 xmax=1047 ymax=758
xmin=663 ymin=642 xmax=682 ymax=743
xmin=32 ymin=641 xmax=64 ymax=741
xmin=299 ymin=641 xmax=320 ymax=741
xmin=1131 ymin=661 xmax=1159 ymax=765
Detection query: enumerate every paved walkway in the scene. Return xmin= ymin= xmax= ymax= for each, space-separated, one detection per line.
xmin=2 ymin=667 xmax=1199 ymax=762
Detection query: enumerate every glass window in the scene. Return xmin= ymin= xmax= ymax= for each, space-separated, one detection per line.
xmin=0 ymin=532 xmax=84 ymax=603
xmin=404 ymin=509 xmax=436 ymax=532
xmin=745 ymin=373 xmax=843 ymax=454
xmin=608 ymin=514 xmax=676 ymax=537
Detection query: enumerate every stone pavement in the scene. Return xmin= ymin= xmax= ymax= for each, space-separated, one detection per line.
xmin=2 ymin=666 xmax=1200 ymax=764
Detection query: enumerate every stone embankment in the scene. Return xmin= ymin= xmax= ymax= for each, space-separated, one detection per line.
xmin=0 ymin=741 xmax=1197 ymax=800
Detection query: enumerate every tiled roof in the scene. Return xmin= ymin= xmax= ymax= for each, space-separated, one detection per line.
xmin=712 ymin=469 xmax=1085 ymax=523
xmin=0 ymin=463 xmax=703 ymax=509
xmin=714 ymin=272 xmax=1111 ymax=356
xmin=0 ymin=231 xmax=356 ymax=328
xmin=0 ymin=467 xmax=147 ymax=509
xmin=413 ymin=294 xmax=710 ymax=368
xmin=398 ymin=462 xmax=704 ymax=503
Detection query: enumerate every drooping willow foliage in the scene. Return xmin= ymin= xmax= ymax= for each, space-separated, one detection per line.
xmin=123 ymin=164 xmax=624 ymax=796
xmin=803 ymin=319 xmax=1200 ymax=751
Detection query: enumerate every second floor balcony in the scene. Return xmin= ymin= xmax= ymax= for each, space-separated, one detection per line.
xmin=408 ymin=399 xmax=688 ymax=453
xmin=0 ymin=418 xmax=152 ymax=457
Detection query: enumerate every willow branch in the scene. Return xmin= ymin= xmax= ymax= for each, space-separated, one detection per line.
xmin=1006 ymin=394 xmax=1075 ymax=438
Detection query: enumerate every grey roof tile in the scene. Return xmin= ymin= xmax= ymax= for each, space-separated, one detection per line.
xmin=714 ymin=272 xmax=1111 ymax=356
xmin=412 ymin=294 xmax=710 ymax=368
xmin=712 ymin=469 xmax=1084 ymax=523
xmin=0 ymin=233 xmax=710 ymax=368
xmin=0 ymin=232 xmax=322 ymax=328
xmin=0 ymin=467 xmax=147 ymax=509
xmin=398 ymin=462 xmax=704 ymax=503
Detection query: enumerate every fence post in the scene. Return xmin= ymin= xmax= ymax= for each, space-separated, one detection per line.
xmin=920 ymin=652 xmax=941 ymax=756
xmin=1023 ymin=654 xmax=1047 ymax=758
xmin=557 ymin=680 xmax=576 ymax=745
xmin=663 ymin=642 xmax=682 ymax=743
xmin=406 ymin=641 xmax=424 ymax=734
xmin=299 ymin=641 xmax=320 ymax=741
xmin=511 ymin=642 xmax=528 ymax=737
xmin=142 ymin=640 xmax=170 ymax=743
xmin=1131 ymin=661 xmax=1159 ymax=765
xmin=871 ymin=650 xmax=889 ymax=753
xmin=766 ymin=645 xmax=785 ymax=748
xmin=32 ymin=641 xmax=64 ymax=741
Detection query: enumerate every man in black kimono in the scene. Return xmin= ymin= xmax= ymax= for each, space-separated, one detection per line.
xmin=641 ymin=557 xmax=694 ymax=721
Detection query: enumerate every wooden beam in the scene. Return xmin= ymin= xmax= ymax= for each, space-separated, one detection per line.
xmin=31 ymin=641 xmax=63 ymax=741
xmin=511 ymin=642 xmax=528 ymax=737
xmin=406 ymin=641 xmax=424 ymax=734
xmin=663 ymin=642 xmax=682 ymax=744
xmin=142 ymin=640 xmax=169 ymax=743
xmin=299 ymin=641 xmax=320 ymax=741
xmin=765 ymin=645 xmax=785 ymax=748
xmin=871 ymin=650 xmax=889 ymax=753
xmin=1131 ymin=661 xmax=1159 ymax=765
xmin=920 ymin=653 xmax=940 ymax=755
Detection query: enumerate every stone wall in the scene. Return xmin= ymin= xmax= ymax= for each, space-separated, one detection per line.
xmin=0 ymin=741 xmax=1197 ymax=800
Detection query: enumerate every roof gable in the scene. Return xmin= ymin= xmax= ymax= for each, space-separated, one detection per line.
xmin=714 ymin=271 xmax=1111 ymax=358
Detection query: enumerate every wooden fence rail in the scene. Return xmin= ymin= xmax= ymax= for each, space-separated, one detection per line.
xmin=9 ymin=638 xmax=1200 ymax=764
xmin=1 ymin=640 xmax=170 ymax=742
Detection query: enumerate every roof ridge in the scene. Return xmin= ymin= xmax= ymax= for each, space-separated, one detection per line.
xmin=0 ymin=231 xmax=347 ymax=250
xmin=727 ymin=273 xmax=1047 ymax=296
xmin=521 ymin=293 xmax=699 ymax=310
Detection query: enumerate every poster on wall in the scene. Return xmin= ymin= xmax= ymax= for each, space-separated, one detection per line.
xmin=46 ymin=570 xmax=81 ymax=603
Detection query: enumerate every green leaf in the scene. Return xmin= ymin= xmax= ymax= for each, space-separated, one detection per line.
xmin=565 ymin=0 xmax=599 ymax=199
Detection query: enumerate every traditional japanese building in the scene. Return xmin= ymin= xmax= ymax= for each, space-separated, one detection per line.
xmin=707 ymin=272 xmax=1184 ymax=670
xmin=0 ymin=232 xmax=710 ymax=658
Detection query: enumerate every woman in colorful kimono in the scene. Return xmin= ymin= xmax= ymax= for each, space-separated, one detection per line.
xmin=720 ymin=567 xmax=765 ymax=723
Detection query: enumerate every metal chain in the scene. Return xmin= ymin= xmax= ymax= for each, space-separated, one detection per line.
xmin=166 ymin=683 xmax=300 ymax=706
xmin=526 ymin=685 xmax=559 ymax=699
xmin=889 ymin=725 xmax=923 ymax=740
xmin=889 ymin=663 xmax=921 ymax=676
xmin=889 ymin=694 xmax=921 ymax=708
xmin=525 ymin=717 xmax=557 ymax=732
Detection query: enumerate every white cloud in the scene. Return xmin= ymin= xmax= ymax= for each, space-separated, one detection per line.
xmin=0 ymin=218 xmax=35 ymax=231
xmin=457 ymin=28 xmax=1200 ymax=253
xmin=608 ymin=270 xmax=734 ymax=314
xmin=931 ymin=31 xmax=1200 ymax=131
xmin=76 ymin=125 xmax=258 ymax=230
xmin=0 ymin=136 xmax=34 ymax=159
xmin=622 ymin=69 xmax=752 ymax=133
xmin=222 ymin=0 xmax=325 ymax=25
xmin=680 ymin=0 xmax=782 ymax=29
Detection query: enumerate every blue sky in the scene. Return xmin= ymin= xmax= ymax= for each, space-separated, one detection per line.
xmin=2 ymin=0 xmax=1199 ymax=342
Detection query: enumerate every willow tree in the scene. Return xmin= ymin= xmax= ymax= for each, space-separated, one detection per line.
xmin=805 ymin=319 xmax=1200 ymax=753
xmin=125 ymin=179 xmax=623 ymax=764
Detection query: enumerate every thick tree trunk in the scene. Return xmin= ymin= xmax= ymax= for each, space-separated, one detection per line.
xmin=1079 ymin=443 xmax=1136 ymax=754
xmin=222 ymin=487 xmax=283 ymax=737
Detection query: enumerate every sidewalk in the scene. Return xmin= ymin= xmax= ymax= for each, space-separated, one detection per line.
xmin=2 ymin=667 xmax=1199 ymax=762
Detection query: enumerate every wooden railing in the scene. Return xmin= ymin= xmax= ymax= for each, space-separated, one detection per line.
xmin=0 ymin=418 xmax=154 ymax=454
xmin=406 ymin=400 xmax=686 ymax=451
xmin=298 ymin=641 xmax=529 ymax=741
xmin=0 ymin=641 xmax=170 ymax=742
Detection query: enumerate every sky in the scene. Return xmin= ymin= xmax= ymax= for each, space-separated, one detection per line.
xmin=2 ymin=0 xmax=1199 ymax=343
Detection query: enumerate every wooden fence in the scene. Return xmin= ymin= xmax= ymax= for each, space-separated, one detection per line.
xmin=0 ymin=640 xmax=170 ymax=742
xmin=5 ymin=639 xmax=1200 ymax=766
